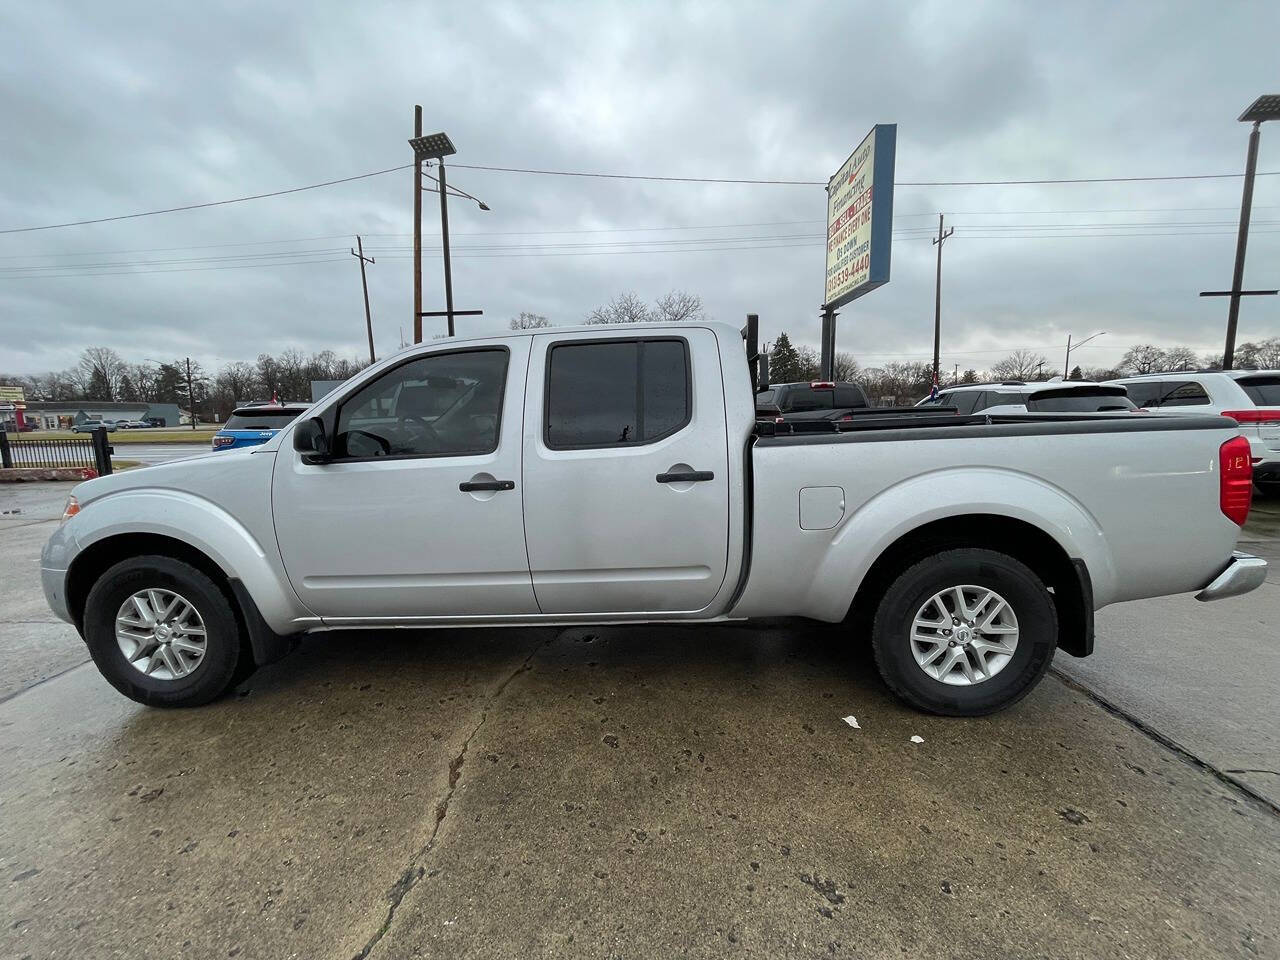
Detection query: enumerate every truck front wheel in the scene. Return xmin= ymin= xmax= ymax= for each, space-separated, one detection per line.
xmin=871 ymin=548 xmax=1057 ymax=716
xmin=82 ymin=555 xmax=243 ymax=708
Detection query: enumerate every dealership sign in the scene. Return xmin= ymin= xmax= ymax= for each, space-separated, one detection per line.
xmin=823 ymin=124 xmax=896 ymax=310
xmin=0 ymin=385 xmax=25 ymax=405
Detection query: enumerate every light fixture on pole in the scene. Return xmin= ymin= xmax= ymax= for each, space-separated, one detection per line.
xmin=1203 ymin=95 xmax=1280 ymax=370
xmin=409 ymin=129 xmax=486 ymax=338
xmin=1063 ymin=331 xmax=1105 ymax=378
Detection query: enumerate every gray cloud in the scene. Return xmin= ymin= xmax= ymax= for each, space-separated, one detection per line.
xmin=1 ymin=0 xmax=1277 ymax=378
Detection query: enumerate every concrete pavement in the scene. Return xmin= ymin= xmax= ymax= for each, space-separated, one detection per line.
xmin=4 ymin=624 xmax=1278 ymax=960
xmin=1055 ymin=498 xmax=1280 ymax=808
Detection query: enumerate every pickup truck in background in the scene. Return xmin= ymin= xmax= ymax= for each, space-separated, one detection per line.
xmin=756 ymin=380 xmax=869 ymax=420
xmin=42 ymin=321 xmax=1268 ymax=716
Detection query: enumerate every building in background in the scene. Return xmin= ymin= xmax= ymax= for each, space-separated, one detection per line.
xmin=23 ymin=401 xmax=184 ymax=429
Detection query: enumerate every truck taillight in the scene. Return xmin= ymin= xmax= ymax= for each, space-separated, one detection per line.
xmin=809 ymin=381 xmax=835 ymax=389
xmin=1219 ymin=435 xmax=1253 ymax=526
xmin=1221 ymin=409 xmax=1280 ymax=424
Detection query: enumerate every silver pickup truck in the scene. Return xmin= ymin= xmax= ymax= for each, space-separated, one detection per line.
xmin=41 ymin=321 xmax=1267 ymax=715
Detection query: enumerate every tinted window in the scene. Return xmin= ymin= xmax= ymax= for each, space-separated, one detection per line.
xmin=1027 ymin=393 xmax=1137 ymax=412
xmin=1120 ymin=380 xmax=1164 ymax=408
xmin=1238 ymin=375 xmax=1280 ymax=405
xmin=546 ymin=338 xmax=689 ymax=448
xmin=1157 ymin=381 xmax=1211 ymax=406
xmin=756 ymin=389 xmax=777 ymax=405
xmin=225 ymin=412 xmax=301 ymax=430
xmin=781 ymin=387 xmax=825 ymax=412
xmin=335 ymin=349 xmax=507 ymax=458
xmin=835 ymin=384 xmax=868 ymax=408
xmin=949 ymin=391 xmax=984 ymax=415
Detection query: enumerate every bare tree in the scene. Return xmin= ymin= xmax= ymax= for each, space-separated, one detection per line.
xmin=1255 ymin=337 xmax=1280 ymax=369
xmin=1160 ymin=346 xmax=1198 ymax=371
xmin=833 ymin=351 xmax=860 ymax=382
xmin=1081 ymin=365 xmax=1123 ymax=382
xmin=653 ymin=291 xmax=705 ymax=323
xmin=794 ymin=345 xmax=821 ymax=381
xmin=585 ymin=292 xmax=652 ymax=325
xmin=509 ymin=311 xmax=551 ymax=329
xmin=1120 ymin=344 xmax=1166 ymax=375
xmin=78 ymin=347 xmax=128 ymax=401
xmin=990 ymin=349 xmax=1048 ymax=381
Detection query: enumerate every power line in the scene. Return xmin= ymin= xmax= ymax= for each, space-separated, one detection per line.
xmin=0 ymin=165 xmax=412 ymax=236
xmin=4 ymin=159 xmax=1280 ymax=236
xmin=448 ymin=161 xmax=1280 ymax=187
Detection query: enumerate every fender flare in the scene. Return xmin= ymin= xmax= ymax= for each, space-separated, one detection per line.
xmin=803 ymin=466 xmax=1117 ymax=622
xmin=69 ymin=488 xmax=314 ymax=637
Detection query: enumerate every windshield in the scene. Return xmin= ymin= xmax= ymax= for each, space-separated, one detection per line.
xmin=1238 ymin=375 xmax=1280 ymax=405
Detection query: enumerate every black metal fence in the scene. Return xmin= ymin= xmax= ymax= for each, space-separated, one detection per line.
xmin=0 ymin=427 xmax=113 ymax=475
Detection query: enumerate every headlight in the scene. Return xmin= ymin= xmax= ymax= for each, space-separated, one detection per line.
xmin=61 ymin=495 xmax=80 ymax=523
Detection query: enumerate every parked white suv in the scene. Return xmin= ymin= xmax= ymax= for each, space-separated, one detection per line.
xmin=1106 ymin=371 xmax=1280 ymax=494
xmin=918 ymin=380 xmax=1137 ymax=415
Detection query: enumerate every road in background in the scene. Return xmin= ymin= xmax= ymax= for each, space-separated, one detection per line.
xmin=113 ymin=442 xmax=211 ymax=466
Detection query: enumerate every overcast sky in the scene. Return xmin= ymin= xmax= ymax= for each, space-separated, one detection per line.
xmin=2 ymin=1 xmax=1278 ymax=378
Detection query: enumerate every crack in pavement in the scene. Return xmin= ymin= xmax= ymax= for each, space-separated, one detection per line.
xmin=1049 ymin=667 xmax=1280 ymax=818
xmin=350 ymin=630 xmax=560 ymax=960
xmin=0 ymin=658 xmax=93 ymax=706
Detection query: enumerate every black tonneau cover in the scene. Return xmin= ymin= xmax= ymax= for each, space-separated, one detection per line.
xmin=756 ymin=411 xmax=1235 ymax=444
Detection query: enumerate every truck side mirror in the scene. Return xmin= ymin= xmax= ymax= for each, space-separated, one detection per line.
xmin=294 ymin=416 xmax=331 ymax=463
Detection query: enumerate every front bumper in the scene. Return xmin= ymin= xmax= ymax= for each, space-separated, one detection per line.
xmin=39 ymin=520 xmax=79 ymax=625
xmin=1195 ymin=551 xmax=1269 ymax=602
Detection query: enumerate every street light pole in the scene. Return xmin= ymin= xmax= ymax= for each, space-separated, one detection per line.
xmin=412 ymin=105 xmax=423 ymax=344
xmin=1219 ymin=95 xmax=1280 ymax=370
xmin=1064 ymin=331 xmax=1106 ymax=378
xmin=437 ymin=159 xmax=456 ymax=337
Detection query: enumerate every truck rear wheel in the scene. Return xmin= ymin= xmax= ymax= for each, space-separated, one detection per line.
xmin=870 ymin=548 xmax=1057 ymax=716
xmin=82 ymin=555 xmax=243 ymax=708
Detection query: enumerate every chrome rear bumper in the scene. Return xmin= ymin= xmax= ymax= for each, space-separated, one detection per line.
xmin=1195 ymin=552 xmax=1269 ymax=602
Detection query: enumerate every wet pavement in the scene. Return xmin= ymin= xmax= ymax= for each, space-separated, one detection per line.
xmin=2 ymin=483 xmax=1279 ymax=959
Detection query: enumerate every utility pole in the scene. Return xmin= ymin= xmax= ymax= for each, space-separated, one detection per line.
xmin=931 ymin=213 xmax=955 ymax=387
xmin=953 ymin=363 xmax=959 ymax=384
xmin=412 ymin=104 xmax=423 ymax=344
xmin=351 ymin=236 xmax=376 ymax=363
xmin=185 ymin=357 xmax=196 ymax=431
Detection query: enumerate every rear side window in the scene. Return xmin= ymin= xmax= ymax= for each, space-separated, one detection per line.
xmin=545 ymin=338 xmax=690 ymax=448
xmin=781 ymin=387 xmax=824 ymax=412
xmin=949 ymin=391 xmax=985 ymax=415
xmin=1158 ymin=381 xmax=1211 ymax=406
xmin=1238 ymin=375 xmax=1280 ymax=405
xmin=1119 ymin=380 xmax=1163 ymax=408
xmin=834 ymin=384 xmax=868 ymax=408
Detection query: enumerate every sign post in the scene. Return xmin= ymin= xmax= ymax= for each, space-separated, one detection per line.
xmin=821 ymin=124 xmax=897 ymax=379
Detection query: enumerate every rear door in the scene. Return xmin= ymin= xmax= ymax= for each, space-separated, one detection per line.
xmin=521 ymin=329 xmax=730 ymax=614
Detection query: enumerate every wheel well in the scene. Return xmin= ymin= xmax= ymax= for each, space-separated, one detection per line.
xmin=847 ymin=514 xmax=1094 ymax=657
xmin=66 ymin=534 xmax=238 ymax=633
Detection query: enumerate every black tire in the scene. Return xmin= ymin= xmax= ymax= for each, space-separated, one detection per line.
xmin=83 ymin=555 xmax=243 ymax=708
xmin=871 ymin=548 xmax=1057 ymax=716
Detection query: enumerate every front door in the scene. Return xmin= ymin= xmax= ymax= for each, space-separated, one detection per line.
xmin=521 ymin=329 xmax=730 ymax=614
xmin=271 ymin=340 xmax=536 ymax=621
